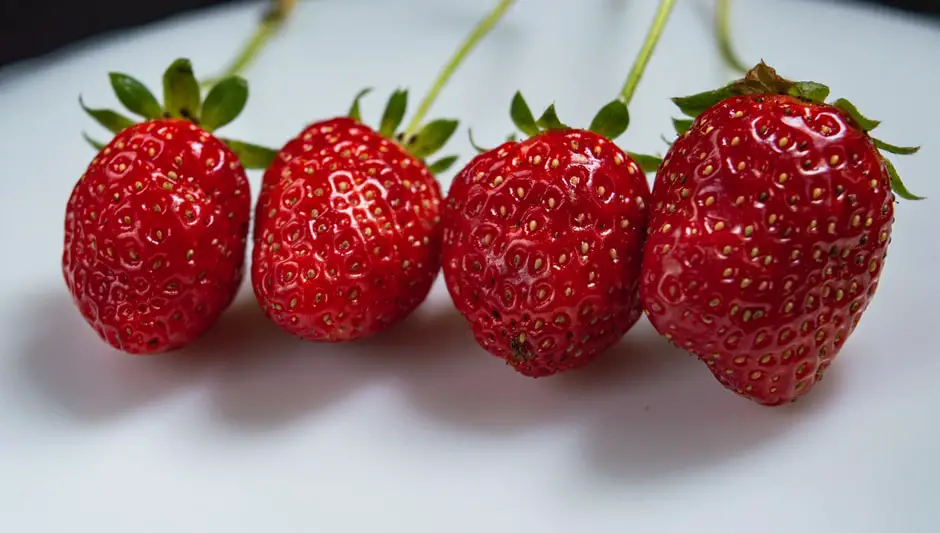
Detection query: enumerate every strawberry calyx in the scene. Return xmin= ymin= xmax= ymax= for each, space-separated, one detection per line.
xmin=466 ymin=91 xmax=662 ymax=173
xmin=79 ymin=57 xmax=277 ymax=170
xmin=465 ymin=0 xmax=679 ymax=174
xmin=346 ymin=87 xmax=460 ymax=176
xmin=668 ymin=61 xmax=924 ymax=200
xmin=335 ymin=0 xmax=515 ymax=177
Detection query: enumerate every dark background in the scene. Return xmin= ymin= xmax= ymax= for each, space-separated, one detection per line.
xmin=1 ymin=0 xmax=938 ymax=68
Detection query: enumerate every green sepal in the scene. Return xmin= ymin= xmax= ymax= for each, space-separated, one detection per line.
xmin=408 ymin=119 xmax=459 ymax=159
xmin=832 ymin=98 xmax=880 ymax=132
xmin=509 ymin=91 xmax=540 ymax=137
xmin=672 ymin=117 xmax=694 ymax=136
xmin=536 ymin=104 xmax=568 ymax=132
xmin=427 ymin=155 xmax=460 ymax=175
xmin=588 ymin=100 xmax=630 ymax=139
xmin=108 ymin=73 xmax=163 ymax=120
xmin=379 ymin=89 xmax=408 ymax=138
xmin=627 ymin=152 xmax=663 ymax=173
xmin=162 ymin=58 xmax=202 ymax=120
xmin=672 ymin=86 xmax=735 ymax=117
xmin=506 ymin=133 xmax=518 ymax=142
xmin=82 ymin=132 xmax=107 ymax=151
xmin=79 ymin=96 xmax=135 ymax=134
xmin=220 ymin=138 xmax=278 ymax=170
xmin=660 ymin=134 xmax=674 ymax=147
xmin=468 ymin=129 xmax=489 ymax=154
xmin=881 ymin=157 xmax=924 ymax=201
xmin=787 ymin=81 xmax=830 ymax=103
xmin=873 ymin=138 xmax=920 ymax=155
xmin=200 ymin=76 xmax=249 ymax=132
xmin=348 ymin=87 xmax=373 ymax=122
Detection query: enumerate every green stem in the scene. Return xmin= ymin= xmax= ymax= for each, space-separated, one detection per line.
xmin=404 ymin=0 xmax=515 ymax=136
xmin=618 ymin=0 xmax=676 ymax=106
xmin=201 ymin=0 xmax=297 ymax=87
xmin=715 ymin=0 xmax=749 ymax=73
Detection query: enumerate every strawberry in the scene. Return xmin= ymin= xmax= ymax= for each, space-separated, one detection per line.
xmin=250 ymin=97 xmax=457 ymax=341
xmin=640 ymin=62 xmax=923 ymax=405
xmin=63 ymin=58 xmax=275 ymax=354
xmin=250 ymin=0 xmax=515 ymax=342
xmin=441 ymin=104 xmax=658 ymax=377
xmin=439 ymin=0 xmax=678 ymax=377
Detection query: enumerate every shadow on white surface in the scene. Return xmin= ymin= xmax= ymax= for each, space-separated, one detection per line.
xmin=18 ymin=283 xmax=843 ymax=481
xmin=577 ymin=324 xmax=844 ymax=481
xmin=18 ymin=289 xmax=224 ymax=422
xmin=202 ymin=296 xmax=451 ymax=431
xmin=389 ymin=308 xmax=575 ymax=434
xmin=208 ymin=296 xmax=572 ymax=434
xmin=203 ymin=296 xmax=414 ymax=430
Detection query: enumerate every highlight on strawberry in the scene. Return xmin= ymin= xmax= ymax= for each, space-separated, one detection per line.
xmin=64 ymin=58 xmax=276 ymax=354
xmin=640 ymin=60 xmax=923 ymax=406
xmin=250 ymin=0 xmax=516 ymax=343
xmin=439 ymin=0 xmax=676 ymax=378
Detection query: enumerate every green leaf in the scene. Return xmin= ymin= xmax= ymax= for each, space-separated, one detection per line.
xmin=588 ymin=100 xmax=630 ymax=139
xmin=108 ymin=73 xmax=163 ymax=119
xmin=536 ymin=104 xmax=568 ymax=132
xmin=627 ymin=152 xmax=663 ymax=173
xmin=82 ymin=132 xmax=107 ymax=151
xmin=787 ymin=81 xmax=830 ymax=103
xmin=409 ymin=119 xmax=459 ymax=159
xmin=672 ymin=117 xmax=694 ymax=135
xmin=162 ymin=58 xmax=202 ymax=120
xmin=79 ymin=96 xmax=136 ymax=134
xmin=881 ymin=157 xmax=924 ymax=201
xmin=873 ymin=138 xmax=920 ymax=155
xmin=348 ymin=87 xmax=373 ymax=122
xmin=672 ymin=85 xmax=735 ymax=117
xmin=200 ymin=76 xmax=248 ymax=131
xmin=832 ymin=98 xmax=880 ymax=132
xmin=427 ymin=155 xmax=460 ymax=175
xmin=509 ymin=91 xmax=539 ymax=137
xmin=468 ymin=129 xmax=489 ymax=153
xmin=379 ymin=89 xmax=408 ymax=138
xmin=220 ymin=138 xmax=278 ymax=170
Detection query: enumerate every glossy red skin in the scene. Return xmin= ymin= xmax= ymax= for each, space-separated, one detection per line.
xmin=441 ymin=129 xmax=651 ymax=377
xmin=251 ymin=118 xmax=443 ymax=341
xmin=254 ymin=117 xmax=362 ymax=241
xmin=640 ymin=94 xmax=895 ymax=406
xmin=63 ymin=119 xmax=251 ymax=354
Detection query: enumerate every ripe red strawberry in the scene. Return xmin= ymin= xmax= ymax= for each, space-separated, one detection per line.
xmin=441 ymin=93 xmax=661 ymax=377
xmin=63 ymin=58 xmax=275 ymax=354
xmin=440 ymin=0 xmax=679 ymax=377
xmin=641 ymin=62 xmax=923 ymax=405
xmin=250 ymin=91 xmax=460 ymax=341
xmin=250 ymin=0 xmax=516 ymax=341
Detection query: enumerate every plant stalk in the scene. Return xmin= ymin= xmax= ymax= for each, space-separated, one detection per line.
xmin=404 ymin=0 xmax=516 ymax=136
xmin=202 ymin=0 xmax=298 ymax=87
xmin=618 ymin=0 xmax=676 ymax=107
xmin=716 ymin=0 xmax=749 ymax=74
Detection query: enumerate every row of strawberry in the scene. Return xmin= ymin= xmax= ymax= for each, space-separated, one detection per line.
xmin=62 ymin=0 xmax=922 ymax=407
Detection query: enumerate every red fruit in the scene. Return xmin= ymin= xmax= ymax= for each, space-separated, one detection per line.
xmin=441 ymin=93 xmax=657 ymax=377
xmin=64 ymin=59 xmax=274 ymax=354
xmin=640 ymin=62 xmax=922 ymax=405
xmin=251 ymin=91 xmax=459 ymax=341
xmin=249 ymin=0 xmax=519 ymax=341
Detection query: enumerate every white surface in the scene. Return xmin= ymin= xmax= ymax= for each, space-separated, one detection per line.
xmin=1 ymin=0 xmax=938 ymax=531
